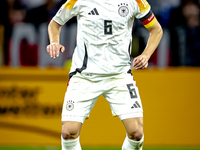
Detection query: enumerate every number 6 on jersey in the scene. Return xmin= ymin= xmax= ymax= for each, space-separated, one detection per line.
xmin=104 ymin=20 xmax=113 ymax=35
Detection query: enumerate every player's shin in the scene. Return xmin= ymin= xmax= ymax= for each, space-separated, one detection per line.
xmin=61 ymin=136 xmax=82 ymax=150
xmin=122 ymin=135 xmax=144 ymax=150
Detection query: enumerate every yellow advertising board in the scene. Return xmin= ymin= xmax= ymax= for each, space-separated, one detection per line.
xmin=0 ymin=67 xmax=200 ymax=147
xmin=0 ymin=67 xmax=67 ymax=146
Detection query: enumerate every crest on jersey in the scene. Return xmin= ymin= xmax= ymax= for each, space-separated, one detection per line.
xmin=66 ymin=100 xmax=75 ymax=111
xmin=118 ymin=3 xmax=129 ymax=17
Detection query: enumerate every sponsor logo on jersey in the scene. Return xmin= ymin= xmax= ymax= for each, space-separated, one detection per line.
xmin=131 ymin=101 xmax=141 ymax=109
xmin=66 ymin=100 xmax=75 ymax=111
xmin=88 ymin=8 xmax=99 ymax=15
xmin=118 ymin=3 xmax=129 ymax=17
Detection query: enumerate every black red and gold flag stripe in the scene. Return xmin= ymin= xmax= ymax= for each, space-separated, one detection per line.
xmin=139 ymin=10 xmax=157 ymax=28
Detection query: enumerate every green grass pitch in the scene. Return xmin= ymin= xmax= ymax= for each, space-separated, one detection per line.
xmin=0 ymin=147 xmax=200 ymax=150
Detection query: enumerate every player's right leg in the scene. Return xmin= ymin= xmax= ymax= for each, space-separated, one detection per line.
xmin=61 ymin=73 xmax=101 ymax=150
xmin=61 ymin=121 xmax=82 ymax=150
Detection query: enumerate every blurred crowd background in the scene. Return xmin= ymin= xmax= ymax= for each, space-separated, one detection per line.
xmin=0 ymin=0 xmax=200 ymax=68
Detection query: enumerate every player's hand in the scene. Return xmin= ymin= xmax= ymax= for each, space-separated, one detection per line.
xmin=132 ymin=53 xmax=149 ymax=70
xmin=46 ymin=43 xmax=65 ymax=59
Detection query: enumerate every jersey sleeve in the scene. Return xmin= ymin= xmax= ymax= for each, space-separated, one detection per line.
xmin=53 ymin=0 xmax=80 ymax=25
xmin=134 ymin=0 xmax=157 ymax=28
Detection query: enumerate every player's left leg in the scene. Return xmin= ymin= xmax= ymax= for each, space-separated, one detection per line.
xmin=61 ymin=73 xmax=102 ymax=150
xmin=121 ymin=117 xmax=144 ymax=150
xmin=103 ymin=73 xmax=144 ymax=150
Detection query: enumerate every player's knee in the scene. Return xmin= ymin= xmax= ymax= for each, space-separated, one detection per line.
xmin=62 ymin=128 xmax=79 ymax=139
xmin=62 ymin=123 xmax=81 ymax=140
xmin=127 ymin=126 xmax=143 ymax=141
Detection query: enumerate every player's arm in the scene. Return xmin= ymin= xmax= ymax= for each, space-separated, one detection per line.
xmin=46 ymin=0 xmax=79 ymax=59
xmin=47 ymin=20 xmax=65 ymax=60
xmin=133 ymin=21 xmax=163 ymax=69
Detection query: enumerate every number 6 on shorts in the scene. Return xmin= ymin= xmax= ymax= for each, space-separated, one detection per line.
xmin=126 ymin=83 xmax=138 ymax=99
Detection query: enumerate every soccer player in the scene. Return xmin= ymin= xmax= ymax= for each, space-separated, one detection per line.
xmin=47 ymin=0 xmax=163 ymax=149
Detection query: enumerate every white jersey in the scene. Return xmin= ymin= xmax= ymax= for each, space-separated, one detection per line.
xmin=53 ymin=0 xmax=157 ymax=78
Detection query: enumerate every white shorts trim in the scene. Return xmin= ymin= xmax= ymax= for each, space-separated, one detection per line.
xmin=62 ymin=115 xmax=86 ymax=123
xmin=118 ymin=111 xmax=143 ymax=120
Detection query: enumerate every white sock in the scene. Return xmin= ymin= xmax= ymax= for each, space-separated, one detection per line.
xmin=122 ymin=135 xmax=144 ymax=150
xmin=61 ymin=136 xmax=82 ymax=150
